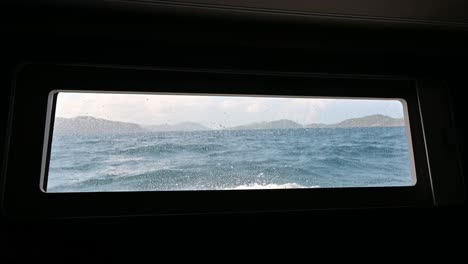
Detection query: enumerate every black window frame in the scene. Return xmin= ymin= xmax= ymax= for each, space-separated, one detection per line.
xmin=2 ymin=63 xmax=434 ymax=218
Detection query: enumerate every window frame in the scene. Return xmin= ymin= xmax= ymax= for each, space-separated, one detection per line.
xmin=43 ymin=91 xmax=417 ymax=192
xmin=2 ymin=63 xmax=434 ymax=217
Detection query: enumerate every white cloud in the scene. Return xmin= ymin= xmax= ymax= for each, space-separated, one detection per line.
xmin=55 ymin=93 xmax=403 ymax=127
xmin=246 ymin=101 xmax=264 ymax=113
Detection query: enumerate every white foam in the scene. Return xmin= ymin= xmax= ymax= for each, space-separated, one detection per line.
xmin=228 ymin=183 xmax=318 ymax=190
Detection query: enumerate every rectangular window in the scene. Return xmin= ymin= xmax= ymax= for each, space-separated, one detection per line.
xmin=44 ymin=92 xmax=415 ymax=192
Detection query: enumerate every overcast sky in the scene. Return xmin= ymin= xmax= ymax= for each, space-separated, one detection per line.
xmin=55 ymin=92 xmax=405 ymax=128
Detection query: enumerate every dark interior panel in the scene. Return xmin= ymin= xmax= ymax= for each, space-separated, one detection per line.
xmin=1 ymin=0 xmax=466 ymax=259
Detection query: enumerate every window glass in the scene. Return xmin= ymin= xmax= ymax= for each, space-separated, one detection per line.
xmin=45 ymin=92 xmax=415 ymax=192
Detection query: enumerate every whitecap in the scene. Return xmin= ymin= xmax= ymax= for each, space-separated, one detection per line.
xmin=228 ymin=182 xmax=318 ymax=190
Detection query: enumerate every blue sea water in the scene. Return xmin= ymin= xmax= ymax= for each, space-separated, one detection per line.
xmin=47 ymin=127 xmax=413 ymax=192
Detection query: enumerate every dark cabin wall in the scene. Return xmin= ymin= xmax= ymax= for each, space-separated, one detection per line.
xmin=1 ymin=0 xmax=466 ymax=259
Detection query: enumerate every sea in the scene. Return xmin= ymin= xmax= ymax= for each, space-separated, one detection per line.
xmin=47 ymin=127 xmax=413 ymax=192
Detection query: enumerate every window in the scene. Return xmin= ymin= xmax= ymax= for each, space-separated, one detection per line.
xmin=5 ymin=64 xmax=437 ymax=217
xmin=44 ymin=92 xmax=415 ymax=192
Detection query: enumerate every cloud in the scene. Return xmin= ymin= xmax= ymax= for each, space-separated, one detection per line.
xmin=55 ymin=93 xmax=335 ymax=126
xmin=246 ymin=101 xmax=264 ymax=113
xmin=54 ymin=93 xmax=403 ymax=127
xmin=219 ymin=99 xmax=242 ymax=109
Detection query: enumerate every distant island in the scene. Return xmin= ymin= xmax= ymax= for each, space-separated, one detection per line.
xmin=306 ymin=114 xmax=404 ymax=128
xmin=228 ymin=119 xmax=303 ymax=130
xmin=54 ymin=117 xmax=210 ymax=134
xmin=144 ymin=122 xmax=210 ymax=132
xmin=54 ymin=116 xmax=145 ymax=134
xmin=53 ymin=114 xmax=404 ymax=134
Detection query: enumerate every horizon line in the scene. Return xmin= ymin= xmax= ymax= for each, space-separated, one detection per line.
xmin=54 ymin=113 xmax=405 ymax=128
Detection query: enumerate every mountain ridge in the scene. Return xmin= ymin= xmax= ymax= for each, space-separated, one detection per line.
xmin=306 ymin=114 xmax=404 ymax=128
xmin=53 ymin=114 xmax=404 ymax=134
xmin=54 ymin=116 xmax=145 ymax=134
xmin=228 ymin=119 xmax=303 ymax=130
xmin=145 ymin=122 xmax=210 ymax=132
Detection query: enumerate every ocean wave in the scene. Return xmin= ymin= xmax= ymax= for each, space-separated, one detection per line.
xmin=53 ymin=162 xmax=97 ymax=171
xmin=228 ymin=182 xmax=315 ymax=190
xmin=317 ymin=156 xmax=365 ymax=168
xmin=119 ymin=143 xmax=224 ymax=155
xmin=47 ymin=127 xmax=413 ymax=192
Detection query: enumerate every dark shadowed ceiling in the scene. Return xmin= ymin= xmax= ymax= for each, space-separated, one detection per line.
xmin=122 ymin=0 xmax=468 ymax=24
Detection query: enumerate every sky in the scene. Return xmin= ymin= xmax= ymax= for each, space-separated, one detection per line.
xmin=55 ymin=92 xmax=405 ymax=129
